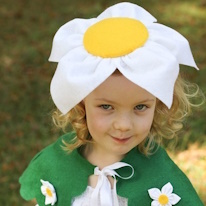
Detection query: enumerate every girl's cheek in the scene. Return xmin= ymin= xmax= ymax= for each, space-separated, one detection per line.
xmin=95 ymin=118 xmax=109 ymax=129
xmin=137 ymin=116 xmax=153 ymax=131
xmin=88 ymin=113 xmax=108 ymax=129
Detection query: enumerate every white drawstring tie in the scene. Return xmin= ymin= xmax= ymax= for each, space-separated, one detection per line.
xmin=90 ymin=162 xmax=134 ymax=206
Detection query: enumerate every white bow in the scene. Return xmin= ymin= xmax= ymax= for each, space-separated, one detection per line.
xmin=90 ymin=162 xmax=134 ymax=206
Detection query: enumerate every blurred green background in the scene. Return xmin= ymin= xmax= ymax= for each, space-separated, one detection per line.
xmin=0 ymin=0 xmax=205 ymax=205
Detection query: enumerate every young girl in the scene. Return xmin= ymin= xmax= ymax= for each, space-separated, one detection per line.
xmin=19 ymin=2 xmax=204 ymax=206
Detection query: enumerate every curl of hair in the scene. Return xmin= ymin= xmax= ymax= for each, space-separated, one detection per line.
xmin=52 ymin=102 xmax=91 ymax=151
xmin=52 ymin=73 xmax=204 ymax=156
xmin=139 ymin=73 xmax=205 ymax=155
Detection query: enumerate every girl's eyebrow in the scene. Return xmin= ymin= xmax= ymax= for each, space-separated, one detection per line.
xmin=95 ymin=98 xmax=155 ymax=104
xmin=94 ymin=98 xmax=116 ymax=104
xmin=138 ymin=99 xmax=155 ymax=103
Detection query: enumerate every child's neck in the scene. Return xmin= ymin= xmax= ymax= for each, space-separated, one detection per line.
xmin=83 ymin=144 xmax=125 ymax=170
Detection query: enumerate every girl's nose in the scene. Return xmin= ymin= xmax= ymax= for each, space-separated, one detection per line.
xmin=113 ymin=113 xmax=132 ymax=131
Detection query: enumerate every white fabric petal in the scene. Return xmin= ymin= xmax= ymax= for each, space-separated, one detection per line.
xmin=51 ymin=49 xmax=117 ymax=114
xmin=45 ymin=197 xmax=52 ymax=205
xmin=97 ymin=2 xmax=157 ymax=25
xmin=121 ymin=41 xmax=178 ymax=109
xmin=40 ymin=185 xmax=47 ymax=195
xmin=49 ymin=18 xmax=97 ymax=62
xmin=169 ymin=193 xmax=181 ymax=204
xmin=148 ymin=23 xmax=198 ymax=69
xmin=151 ymin=200 xmax=161 ymax=206
xmin=148 ymin=188 xmax=161 ymax=200
xmin=51 ymin=193 xmax=57 ymax=205
xmin=161 ymin=182 xmax=173 ymax=195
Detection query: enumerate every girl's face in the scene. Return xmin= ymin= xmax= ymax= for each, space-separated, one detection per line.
xmin=84 ymin=73 xmax=156 ymax=163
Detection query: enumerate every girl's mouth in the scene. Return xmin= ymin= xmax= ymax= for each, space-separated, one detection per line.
xmin=111 ymin=136 xmax=131 ymax=143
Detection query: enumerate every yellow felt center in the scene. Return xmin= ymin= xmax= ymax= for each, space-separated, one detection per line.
xmin=83 ymin=17 xmax=148 ymax=58
xmin=158 ymin=194 xmax=169 ymax=205
xmin=46 ymin=188 xmax=53 ymax=197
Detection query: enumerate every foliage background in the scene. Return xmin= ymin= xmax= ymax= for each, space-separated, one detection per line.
xmin=0 ymin=0 xmax=205 ymax=205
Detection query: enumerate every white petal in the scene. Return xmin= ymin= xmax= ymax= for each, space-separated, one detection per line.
xmin=97 ymin=2 xmax=156 ymax=25
xmin=51 ymin=51 xmax=116 ymax=114
xmin=45 ymin=196 xmax=53 ymax=205
xmin=40 ymin=179 xmax=47 ymax=185
xmin=148 ymin=23 xmax=198 ymax=69
xmin=51 ymin=193 xmax=57 ymax=205
xmin=40 ymin=185 xmax=47 ymax=195
xmin=49 ymin=18 xmax=97 ymax=62
xmin=122 ymin=41 xmax=178 ymax=109
xmin=169 ymin=193 xmax=181 ymax=204
xmin=148 ymin=188 xmax=161 ymax=200
xmin=151 ymin=200 xmax=161 ymax=206
xmin=161 ymin=182 xmax=173 ymax=195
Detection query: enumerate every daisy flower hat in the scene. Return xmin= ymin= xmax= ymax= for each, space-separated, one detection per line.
xmin=49 ymin=2 xmax=198 ymax=114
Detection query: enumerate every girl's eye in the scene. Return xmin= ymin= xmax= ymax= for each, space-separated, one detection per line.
xmin=134 ymin=104 xmax=147 ymax=111
xmin=100 ymin=104 xmax=112 ymax=110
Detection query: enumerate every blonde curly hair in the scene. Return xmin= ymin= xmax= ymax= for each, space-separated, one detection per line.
xmin=52 ymin=72 xmax=204 ymax=156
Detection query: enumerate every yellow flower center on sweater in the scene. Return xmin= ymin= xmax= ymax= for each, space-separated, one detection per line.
xmin=83 ymin=17 xmax=148 ymax=58
xmin=46 ymin=188 xmax=53 ymax=197
xmin=158 ymin=194 xmax=169 ymax=205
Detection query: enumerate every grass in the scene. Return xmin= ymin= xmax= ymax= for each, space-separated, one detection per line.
xmin=168 ymin=144 xmax=206 ymax=204
xmin=0 ymin=0 xmax=206 ymax=205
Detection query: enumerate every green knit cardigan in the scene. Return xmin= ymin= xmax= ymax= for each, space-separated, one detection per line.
xmin=19 ymin=132 xmax=203 ymax=205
